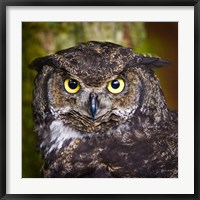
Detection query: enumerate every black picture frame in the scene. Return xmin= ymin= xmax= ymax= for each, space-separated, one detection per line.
xmin=0 ymin=0 xmax=199 ymax=199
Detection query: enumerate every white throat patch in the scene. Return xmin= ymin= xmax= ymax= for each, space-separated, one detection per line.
xmin=46 ymin=120 xmax=84 ymax=154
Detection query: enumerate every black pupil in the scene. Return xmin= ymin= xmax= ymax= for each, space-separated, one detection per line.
xmin=68 ymin=79 xmax=78 ymax=89
xmin=111 ymin=80 xmax=120 ymax=89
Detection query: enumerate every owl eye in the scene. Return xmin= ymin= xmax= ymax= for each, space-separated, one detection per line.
xmin=64 ymin=78 xmax=80 ymax=94
xmin=107 ymin=78 xmax=125 ymax=94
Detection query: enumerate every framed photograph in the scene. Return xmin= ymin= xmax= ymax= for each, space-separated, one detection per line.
xmin=0 ymin=0 xmax=199 ymax=199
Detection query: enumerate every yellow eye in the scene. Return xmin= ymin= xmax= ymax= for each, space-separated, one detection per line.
xmin=107 ymin=78 xmax=125 ymax=94
xmin=64 ymin=78 xmax=80 ymax=94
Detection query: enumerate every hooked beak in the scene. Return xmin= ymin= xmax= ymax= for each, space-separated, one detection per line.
xmin=89 ymin=93 xmax=98 ymax=120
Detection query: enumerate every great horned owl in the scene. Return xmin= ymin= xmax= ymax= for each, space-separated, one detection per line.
xmin=30 ymin=41 xmax=178 ymax=178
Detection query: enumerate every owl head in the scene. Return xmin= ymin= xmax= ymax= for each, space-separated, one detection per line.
xmin=30 ymin=41 xmax=169 ymax=136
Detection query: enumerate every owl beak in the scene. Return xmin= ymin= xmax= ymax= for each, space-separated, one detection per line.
xmin=89 ymin=93 xmax=98 ymax=120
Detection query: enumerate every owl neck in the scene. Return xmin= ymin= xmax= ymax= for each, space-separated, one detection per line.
xmin=136 ymin=69 xmax=171 ymax=123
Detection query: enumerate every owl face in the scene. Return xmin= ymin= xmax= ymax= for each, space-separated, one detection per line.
xmin=31 ymin=41 xmax=169 ymax=135
xmin=46 ymin=67 xmax=140 ymax=130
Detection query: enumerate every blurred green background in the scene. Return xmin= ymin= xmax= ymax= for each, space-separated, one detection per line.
xmin=22 ymin=22 xmax=178 ymax=178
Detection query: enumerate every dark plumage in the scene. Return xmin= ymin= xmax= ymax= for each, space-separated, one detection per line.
xmin=31 ymin=41 xmax=178 ymax=178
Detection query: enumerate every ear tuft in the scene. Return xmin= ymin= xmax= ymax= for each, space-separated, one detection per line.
xmin=29 ymin=55 xmax=55 ymax=72
xmin=126 ymin=53 xmax=170 ymax=69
